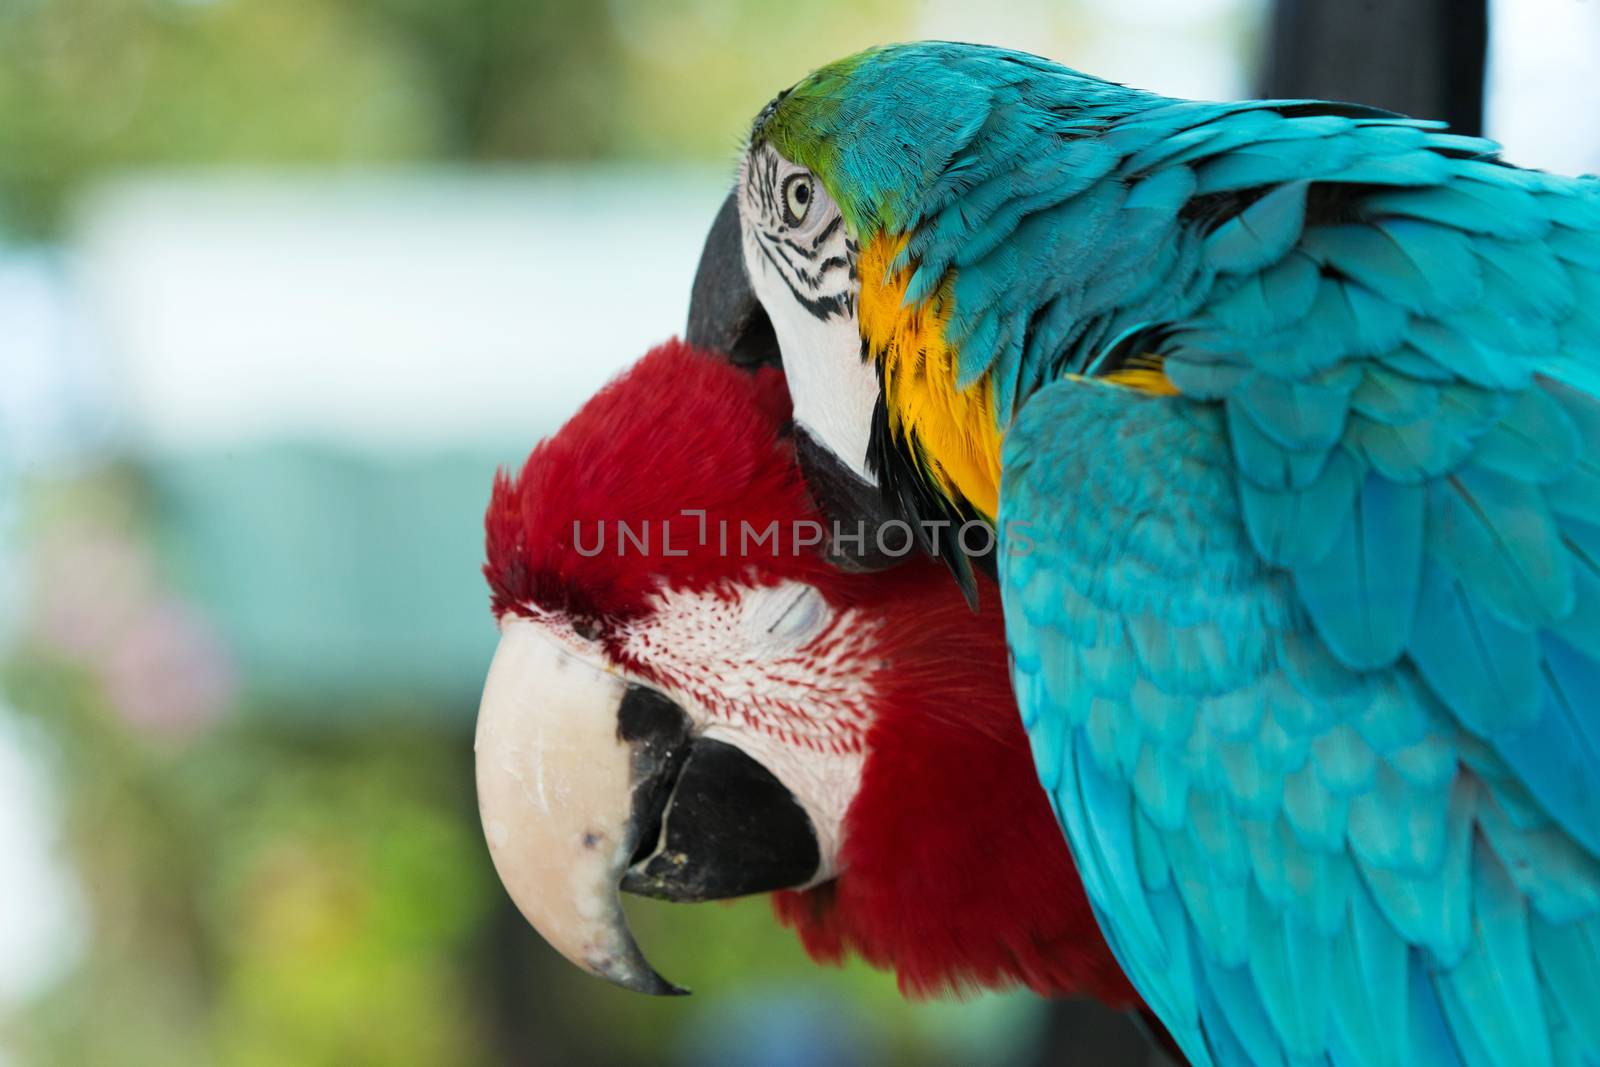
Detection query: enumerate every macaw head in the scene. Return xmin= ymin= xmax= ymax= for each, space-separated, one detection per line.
xmin=475 ymin=339 xmax=1133 ymax=1004
xmin=684 ymin=43 xmax=1165 ymax=591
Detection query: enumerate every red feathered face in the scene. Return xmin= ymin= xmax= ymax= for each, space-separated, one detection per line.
xmin=484 ymin=339 xmax=820 ymax=624
xmin=476 ymin=340 xmax=1132 ymax=1006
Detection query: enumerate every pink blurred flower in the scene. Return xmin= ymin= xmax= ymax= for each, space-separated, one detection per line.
xmin=26 ymin=519 xmax=234 ymax=741
xmin=102 ymin=597 xmax=234 ymax=740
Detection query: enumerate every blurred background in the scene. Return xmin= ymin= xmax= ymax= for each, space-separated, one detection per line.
xmin=0 ymin=1 xmax=1596 ymax=1064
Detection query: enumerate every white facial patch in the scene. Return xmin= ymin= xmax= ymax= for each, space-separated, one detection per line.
xmin=738 ymin=144 xmax=880 ymax=485
xmin=617 ymin=579 xmax=882 ymax=882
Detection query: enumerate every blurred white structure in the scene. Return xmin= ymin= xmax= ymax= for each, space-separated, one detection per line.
xmin=0 ymin=259 xmax=90 ymax=1046
xmin=1488 ymin=0 xmax=1600 ymax=175
xmin=73 ymin=168 xmax=732 ymax=454
xmin=920 ymin=0 xmax=1263 ymax=101
xmin=0 ymin=713 xmax=82 ymax=1015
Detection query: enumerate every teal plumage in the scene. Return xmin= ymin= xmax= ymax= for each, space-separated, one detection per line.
xmin=1001 ymin=380 xmax=1600 ymax=1067
xmin=750 ymin=41 xmax=1600 ymax=1067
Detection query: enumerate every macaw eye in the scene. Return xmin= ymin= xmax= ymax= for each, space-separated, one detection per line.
xmin=782 ymin=173 xmax=813 ymax=227
xmin=744 ymin=582 xmax=831 ymax=649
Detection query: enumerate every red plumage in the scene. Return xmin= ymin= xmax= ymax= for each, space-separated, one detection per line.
xmin=485 ymin=339 xmax=1137 ymax=1007
xmin=485 ymin=338 xmax=830 ymax=625
xmin=772 ymin=579 xmax=1136 ymax=1005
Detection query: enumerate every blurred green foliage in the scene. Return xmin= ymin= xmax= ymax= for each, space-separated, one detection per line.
xmin=4 ymin=668 xmax=495 ymax=1065
xmin=0 ymin=0 xmax=918 ymax=237
xmin=0 ymin=0 xmax=423 ymax=236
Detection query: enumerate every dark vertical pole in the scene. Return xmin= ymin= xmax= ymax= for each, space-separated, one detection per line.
xmin=1026 ymin=1001 xmax=1182 ymax=1067
xmin=1260 ymin=0 xmax=1489 ymax=135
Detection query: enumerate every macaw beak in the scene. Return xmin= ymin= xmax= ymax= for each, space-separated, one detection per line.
xmin=474 ymin=619 xmax=820 ymax=995
xmin=685 ymin=189 xmax=915 ymax=575
xmin=685 ymin=189 xmax=782 ymax=368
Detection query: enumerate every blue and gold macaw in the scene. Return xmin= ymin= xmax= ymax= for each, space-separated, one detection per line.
xmin=696 ymin=41 xmax=1600 ymax=1067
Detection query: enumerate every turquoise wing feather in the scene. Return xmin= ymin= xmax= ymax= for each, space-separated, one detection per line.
xmin=992 ymin=107 xmax=1600 ymax=1067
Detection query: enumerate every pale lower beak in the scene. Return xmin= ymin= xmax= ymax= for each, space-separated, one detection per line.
xmin=474 ymin=619 xmax=686 ymax=995
xmin=474 ymin=618 xmax=823 ymax=996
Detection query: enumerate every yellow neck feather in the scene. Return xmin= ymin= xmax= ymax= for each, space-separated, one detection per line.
xmin=857 ymin=232 xmax=1004 ymax=521
xmin=856 ymin=233 xmax=1179 ymax=522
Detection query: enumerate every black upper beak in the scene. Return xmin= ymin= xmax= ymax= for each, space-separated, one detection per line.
xmin=685 ymin=189 xmax=781 ymax=368
xmin=616 ymin=684 xmax=821 ymax=903
xmin=685 ymin=189 xmax=926 ymax=577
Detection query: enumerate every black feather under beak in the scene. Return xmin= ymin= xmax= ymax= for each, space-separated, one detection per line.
xmin=864 ymin=394 xmax=996 ymax=609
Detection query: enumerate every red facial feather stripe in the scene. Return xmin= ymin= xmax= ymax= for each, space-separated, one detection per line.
xmin=616 ymin=581 xmax=877 ymax=756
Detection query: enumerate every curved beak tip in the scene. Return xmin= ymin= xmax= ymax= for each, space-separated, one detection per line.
xmin=475 ymin=619 xmax=821 ymax=999
xmin=592 ymin=945 xmax=691 ymax=998
xmin=475 ymin=621 xmax=689 ymax=997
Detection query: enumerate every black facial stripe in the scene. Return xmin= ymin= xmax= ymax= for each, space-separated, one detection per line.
xmin=757 ymin=234 xmax=851 ymax=313
xmin=761 ymin=151 xmax=781 ymax=215
xmin=753 ymin=235 xmax=852 ymax=321
xmin=758 ymin=217 xmax=855 ymax=301
xmin=791 ymin=253 xmax=850 ymax=287
xmin=769 ymin=237 xmax=848 ymax=291
xmin=810 ymin=213 xmax=841 ymax=250
xmin=779 ymin=235 xmax=816 ymax=257
xmin=746 ymin=152 xmax=774 ymax=218
xmin=770 ymin=239 xmax=814 ymax=282
xmin=778 ymin=233 xmax=845 ymax=263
